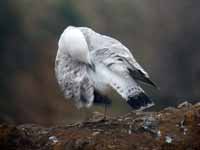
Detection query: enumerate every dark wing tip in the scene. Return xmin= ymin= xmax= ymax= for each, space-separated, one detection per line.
xmin=128 ymin=69 xmax=158 ymax=89
xmin=144 ymin=78 xmax=159 ymax=89
xmin=127 ymin=93 xmax=154 ymax=110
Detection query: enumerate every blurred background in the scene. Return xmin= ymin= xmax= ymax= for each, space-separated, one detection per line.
xmin=1 ymin=0 xmax=200 ymax=125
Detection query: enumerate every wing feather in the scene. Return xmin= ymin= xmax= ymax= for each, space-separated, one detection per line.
xmin=79 ymin=27 xmax=156 ymax=88
xmin=55 ymin=52 xmax=94 ymax=108
xmin=78 ymin=27 xmax=156 ymax=109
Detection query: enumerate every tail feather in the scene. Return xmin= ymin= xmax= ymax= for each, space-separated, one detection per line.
xmin=127 ymin=93 xmax=154 ymax=110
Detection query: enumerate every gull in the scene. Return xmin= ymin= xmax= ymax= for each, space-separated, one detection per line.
xmin=55 ymin=26 xmax=156 ymax=117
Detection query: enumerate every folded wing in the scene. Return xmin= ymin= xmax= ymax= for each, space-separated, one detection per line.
xmin=55 ymin=53 xmax=94 ymax=108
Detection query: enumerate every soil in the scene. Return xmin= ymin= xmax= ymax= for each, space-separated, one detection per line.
xmin=0 ymin=101 xmax=200 ymax=150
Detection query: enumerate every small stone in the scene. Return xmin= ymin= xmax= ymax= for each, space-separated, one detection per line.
xmin=108 ymin=145 xmax=115 ymax=149
xmin=39 ymin=130 xmax=48 ymax=135
xmin=163 ymin=107 xmax=176 ymax=111
xmin=157 ymin=130 xmax=161 ymax=137
xmin=118 ymin=118 xmax=123 ymax=122
xmin=142 ymin=116 xmax=157 ymax=130
xmin=177 ymin=101 xmax=192 ymax=109
xmin=194 ymin=102 xmax=200 ymax=107
xmin=183 ymin=128 xmax=188 ymax=135
xmin=128 ymin=124 xmax=132 ymax=135
xmin=157 ymin=114 xmax=162 ymax=118
xmin=165 ymin=136 xmax=173 ymax=143
xmin=92 ymin=132 xmax=100 ymax=136
xmin=128 ymin=129 xmax=132 ymax=135
xmin=124 ymin=117 xmax=131 ymax=121
xmin=49 ymin=136 xmax=58 ymax=143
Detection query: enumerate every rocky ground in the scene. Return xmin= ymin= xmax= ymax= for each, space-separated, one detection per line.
xmin=0 ymin=101 xmax=200 ymax=150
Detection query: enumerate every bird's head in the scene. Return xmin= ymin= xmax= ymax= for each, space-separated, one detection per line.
xmin=58 ymin=26 xmax=93 ymax=66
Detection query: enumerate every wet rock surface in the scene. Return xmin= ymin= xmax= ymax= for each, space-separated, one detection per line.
xmin=0 ymin=101 xmax=200 ymax=150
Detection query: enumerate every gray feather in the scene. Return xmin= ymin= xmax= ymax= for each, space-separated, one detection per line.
xmin=55 ymin=53 xmax=94 ymax=108
xmin=55 ymin=26 xmax=155 ymax=110
xmin=79 ymin=27 xmax=155 ymax=108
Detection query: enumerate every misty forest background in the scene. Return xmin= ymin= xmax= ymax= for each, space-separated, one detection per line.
xmin=1 ymin=0 xmax=200 ymax=125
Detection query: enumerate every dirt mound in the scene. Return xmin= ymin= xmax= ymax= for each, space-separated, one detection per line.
xmin=0 ymin=101 xmax=200 ymax=150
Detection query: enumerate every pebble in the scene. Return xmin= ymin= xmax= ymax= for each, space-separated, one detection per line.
xmin=165 ymin=136 xmax=173 ymax=143
xmin=157 ymin=130 xmax=161 ymax=137
xmin=177 ymin=101 xmax=192 ymax=109
xmin=49 ymin=136 xmax=58 ymax=143
xmin=92 ymin=132 xmax=100 ymax=136
xmin=183 ymin=128 xmax=188 ymax=135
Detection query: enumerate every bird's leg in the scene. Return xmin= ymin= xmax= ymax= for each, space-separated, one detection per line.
xmin=103 ymin=103 xmax=108 ymax=120
xmin=83 ymin=108 xmax=92 ymax=122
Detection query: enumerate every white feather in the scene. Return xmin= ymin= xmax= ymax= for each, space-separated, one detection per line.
xmin=58 ymin=26 xmax=91 ymax=64
xmin=55 ymin=26 xmax=154 ymax=109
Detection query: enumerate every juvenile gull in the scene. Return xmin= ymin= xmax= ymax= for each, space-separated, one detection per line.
xmin=55 ymin=26 xmax=156 ymax=111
